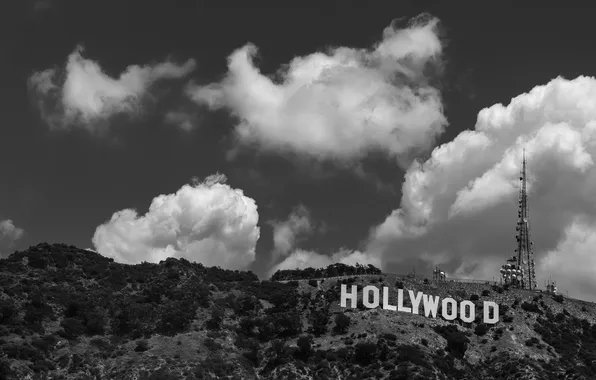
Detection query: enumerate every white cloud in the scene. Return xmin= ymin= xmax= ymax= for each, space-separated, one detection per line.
xmin=364 ymin=76 xmax=596 ymax=301
xmin=0 ymin=219 xmax=25 ymax=258
xmin=187 ymin=14 xmax=447 ymax=167
xmin=270 ymin=205 xmax=313 ymax=260
xmin=92 ymin=173 xmax=260 ymax=270
xmin=29 ymin=45 xmax=196 ymax=133
xmin=539 ymin=218 xmax=596 ymax=301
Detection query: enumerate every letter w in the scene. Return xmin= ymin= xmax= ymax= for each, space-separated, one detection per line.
xmin=422 ymin=294 xmax=440 ymax=318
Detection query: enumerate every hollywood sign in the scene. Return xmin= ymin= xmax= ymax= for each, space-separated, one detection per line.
xmin=340 ymin=285 xmax=500 ymax=324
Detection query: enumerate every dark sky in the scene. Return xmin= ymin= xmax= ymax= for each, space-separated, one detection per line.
xmin=2 ymin=1 xmax=596 ymax=284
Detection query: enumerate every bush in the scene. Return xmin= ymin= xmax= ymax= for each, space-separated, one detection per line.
xmin=354 ymin=342 xmax=377 ymax=365
xmin=296 ymin=335 xmax=313 ymax=360
xmin=134 ymin=339 xmax=150 ymax=352
xmin=521 ymin=302 xmax=542 ymax=314
xmin=206 ymin=307 xmax=225 ymax=330
xmin=474 ymin=323 xmax=491 ymax=336
xmin=470 ymin=294 xmax=480 ymax=301
xmin=59 ymin=317 xmax=86 ymax=339
xmin=481 ymin=290 xmax=491 ymax=297
xmin=308 ymin=279 xmax=318 ymax=287
xmin=333 ymin=313 xmax=351 ymax=335
xmin=525 ymin=337 xmax=540 ymax=347
xmin=433 ymin=325 xmax=470 ymax=358
xmin=553 ymin=294 xmax=564 ymax=303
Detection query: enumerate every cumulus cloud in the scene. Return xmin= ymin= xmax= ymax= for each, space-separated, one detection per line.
xmin=539 ymin=218 xmax=596 ymax=301
xmin=92 ymin=173 xmax=260 ymax=270
xmin=187 ymin=14 xmax=447 ymax=167
xmin=29 ymin=45 xmax=196 ymax=133
xmin=0 ymin=219 xmax=25 ymax=258
xmin=270 ymin=205 xmax=313 ymax=260
xmin=365 ymin=76 xmax=596 ymax=301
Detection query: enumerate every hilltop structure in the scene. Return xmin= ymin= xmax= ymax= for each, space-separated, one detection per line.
xmin=500 ymin=149 xmax=537 ymax=290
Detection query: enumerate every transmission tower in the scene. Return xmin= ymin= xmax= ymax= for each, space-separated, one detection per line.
xmin=500 ymin=149 xmax=537 ymax=290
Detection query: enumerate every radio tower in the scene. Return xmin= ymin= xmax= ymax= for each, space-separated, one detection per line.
xmin=515 ymin=149 xmax=536 ymax=290
xmin=500 ymin=149 xmax=537 ymax=290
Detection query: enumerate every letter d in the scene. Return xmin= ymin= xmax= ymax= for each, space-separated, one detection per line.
xmin=483 ymin=301 xmax=499 ymax=324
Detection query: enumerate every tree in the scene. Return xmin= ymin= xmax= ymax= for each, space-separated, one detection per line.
xmin=206 ymin=307 xmax=225 ymax=330
xmin=333 ymin=312 xmax=351 ymax=335
xmin=296 ymin=335 xmax=313 ymax=360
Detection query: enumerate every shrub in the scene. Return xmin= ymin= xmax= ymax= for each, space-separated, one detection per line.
xmin=134 ymin=339 xmax=150 ymax=352
xmin=206 ymin=307 xmax=225 ymax=330
xmin=521 ymin=302 xmax=542 ymax=314
xmin=296 ymin=335 xmax=313 ymax=360
xmin=204 ymin=337 xmax=222 ymax=351
xmin=553 ymin=294 xmax=564 ymax=303
xmin=470 ymin=294 xmax=480 ymax=301
xmin=525 ymin=337 xmax=540 ymax=347
xmin=354 ymin=342 xmax=377 ymax=365
xmin=481 ymin=290 xmax=491 ymax=297
xmin=59 ymin=317 xmax=86 ymax=339
xmin=474 ymin=323 xmax=491 ymax=336
xmin=433 ymin=325 xmax=470 ymax=358
xmin=308 ymin=279 xmax=318 ymax=287
xmin=334 ymin=313 xmax=351 ymax=335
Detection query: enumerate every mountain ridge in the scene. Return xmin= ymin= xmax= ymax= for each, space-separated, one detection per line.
xmin=1 ymin=243 xmax=595 ymax=379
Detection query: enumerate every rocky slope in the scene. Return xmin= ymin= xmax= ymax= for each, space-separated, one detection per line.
xmin=0 ymin=243 xmax=595 ymax=379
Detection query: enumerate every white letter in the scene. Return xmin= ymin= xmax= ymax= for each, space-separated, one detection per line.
xmin=483 ymin=301 xmax=499 ymax=324
xmin=459 ymin=300 xmax=475 ymax=323
xmin=397 ymin=289 xmax=412 ymax=313
xmin=382 ymin=286 xmax=396 ymax=311
xmin=363 ymin=285 xmax=379 ymax=308
xmin=422 ymin=294 xmax=440 ymax=318
xmin=442 ymin=298 xmax=457 ymax=321
xmin=408 ymin=290 xmax=423 ymax=315
xmin=340 ymin=284 xmax=357 ymax=308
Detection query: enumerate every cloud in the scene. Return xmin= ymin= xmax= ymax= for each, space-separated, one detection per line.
xmin=266 ymin=206 xmax=380 ymax=276
xmin=28 ymin=45 xmax=196 ymax=133
xmin=269 ymin=205 xmax=314 ymax=261
xmin=364 ymin=76 xmax=596 ymax=301
xmin=187 ymin=14 xmax=447 ymax=167
xmin=164 ymin=110 xmax=200 ymax=132
xmin=539 ymin=218 xmax=596 ymax=301
xmin=0 ymin=219 xmax=25 ymax=258
xmin=92 ymin=173 xmax=260 ymax=270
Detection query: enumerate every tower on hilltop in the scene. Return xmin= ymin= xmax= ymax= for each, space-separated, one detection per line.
xmin=500 ymin=149 xmax=537 ymax=290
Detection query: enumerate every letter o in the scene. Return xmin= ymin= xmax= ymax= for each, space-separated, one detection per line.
xmin=442 ymin=298 xmax=458 ymax=321
xmin=362 ymin=285 xmax=379 ymax=308
xmin=459 ymin=300 xmax=475 ymax=323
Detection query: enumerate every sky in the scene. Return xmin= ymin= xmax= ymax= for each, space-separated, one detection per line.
xmin=2 ymin=2 xmax=596 ymax=301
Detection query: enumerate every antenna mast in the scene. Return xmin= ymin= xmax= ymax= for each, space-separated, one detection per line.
xmin=516 ymin=149 xmax=536 ymax=290
xmin=500 ymin=148 xmax=537 ymax=290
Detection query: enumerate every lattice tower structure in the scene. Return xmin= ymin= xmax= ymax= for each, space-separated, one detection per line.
xmin=515 ymin=149 xmax=537 ymax=290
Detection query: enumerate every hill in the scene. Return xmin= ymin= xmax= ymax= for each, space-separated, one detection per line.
xmin=1 ymin=243 xmax=596 ymax=379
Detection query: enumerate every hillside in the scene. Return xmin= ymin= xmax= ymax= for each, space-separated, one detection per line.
xmin=1 ymin=244 xmax=596 ymax=379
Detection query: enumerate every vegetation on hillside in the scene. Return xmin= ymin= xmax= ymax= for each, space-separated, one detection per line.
xmin=0 ymin=243 xmax=595 ymax=379
xmin=270 ymin=262 xmax=382 ymax=281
